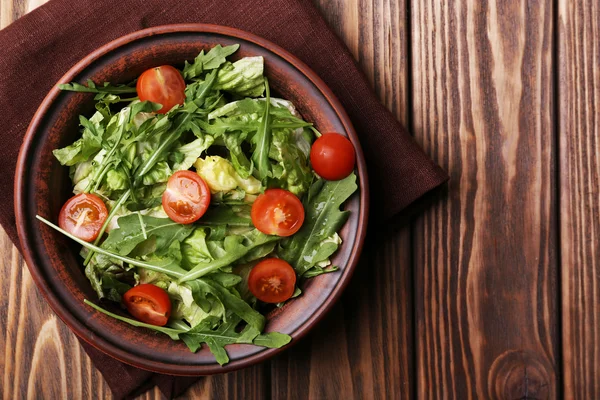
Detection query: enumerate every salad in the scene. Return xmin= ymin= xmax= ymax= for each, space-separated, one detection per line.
xmin=37 ymin=44 xmax=358 ymax=365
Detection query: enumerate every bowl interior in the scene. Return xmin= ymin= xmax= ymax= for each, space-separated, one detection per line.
xmin=16 ymin=26 xmax=366 ymax=375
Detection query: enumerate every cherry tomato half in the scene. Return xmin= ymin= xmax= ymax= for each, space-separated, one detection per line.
xmin=251 ymin=189 xmax=304 ymax=237
xmin=123 ymin=284 xmax=172 ymax=326
xmin=248 ymin=258 xmax=297 ymax=303
xmin=162 ymin=170 xmax=211 ymax=224
xmin=58 ymin=193 xmax=108 ymax=242
xmin=136 ymin=65 xmax=186 ymax=114
xmin=310 ymin=132 xmax=356 ymax=180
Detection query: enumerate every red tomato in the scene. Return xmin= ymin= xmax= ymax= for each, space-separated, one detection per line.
xmin=136 ymin=65 xmax=186 ymax=114
xmin=251 ymin=189 xmax=304 ymax=237
xmin=248 ymin=258 xmax=297 ymax=303
xmin=123 ymin=284 xmax=171 ymax=326
xmin=58 ymin=193 xmax=108 ymax=242
xmin=162 ymin=170 xmax=210 ymax=224
xmin=310 ymin=132 xmax=356 ymax=180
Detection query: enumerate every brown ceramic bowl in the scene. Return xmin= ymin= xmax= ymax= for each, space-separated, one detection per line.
xmin=15 ymin=24 xmax=368 ymax=375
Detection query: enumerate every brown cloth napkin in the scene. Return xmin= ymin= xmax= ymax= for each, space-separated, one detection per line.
xmin=0 ymin=0 xmax=448 ymax=398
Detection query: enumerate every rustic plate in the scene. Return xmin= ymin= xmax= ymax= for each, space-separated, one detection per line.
xmin=14 ymin=24 xmax=368 ymax=375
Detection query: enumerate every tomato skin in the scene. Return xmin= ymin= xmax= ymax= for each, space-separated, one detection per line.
xmin=310 ymin=133 xmax=356 ymax=180
xmin=162 ymin=170 xmax=211 ymax=224
xmin=251 ymin=189 xmax=304 ymax=237
xmin=58 ymin=193 xmax=108 ymax=242
xmin=136 ymin=65 xmax=186 ymax=114
xmin=248 ymin=258 xmax=297 ymax=303
xmin=123 ymin=284 xmax=172 ymax=326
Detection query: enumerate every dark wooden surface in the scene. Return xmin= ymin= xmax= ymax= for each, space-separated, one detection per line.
xmin=1 ymin=0 xmax=598 ymax=399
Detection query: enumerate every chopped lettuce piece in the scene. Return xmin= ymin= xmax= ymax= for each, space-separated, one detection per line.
xmin=194 ymin=156 xmax=261 ymax=194
xmin=215 ymin=57 xmax=265 ymax=97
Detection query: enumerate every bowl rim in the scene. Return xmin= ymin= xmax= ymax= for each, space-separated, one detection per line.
xmin=15 ymin=23 xmax=369 ymax=375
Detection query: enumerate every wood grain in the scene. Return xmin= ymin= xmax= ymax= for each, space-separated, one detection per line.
xmin=0 ymin=1 xmax=267 ymax=399
xmin=6 ymin=0 xmax=600 ymax=398
xmin=411 ymin=0 xmax=558 ymax=398
xmin=559 ymin=0 xmax=600 ymax=398
xmin=269 ymin=0 xmax=414 ymax=399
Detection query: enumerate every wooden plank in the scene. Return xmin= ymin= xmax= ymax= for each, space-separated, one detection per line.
xmin=559 ymin=0 xmax=600 ymax=397
xmin=269 ymin=0 xmax=413 ymax=399
xmin=0 ymin=227 xmax=114 ymax=399
xmin=411 ymin=0 xmax=558 ymax=398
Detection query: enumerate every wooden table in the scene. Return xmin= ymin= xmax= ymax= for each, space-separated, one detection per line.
xmin=2 ymin=0 xmax=598 ymax=398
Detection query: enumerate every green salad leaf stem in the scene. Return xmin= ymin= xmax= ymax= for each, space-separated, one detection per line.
xmin=37 ymin=215 xmax=187 ymax=278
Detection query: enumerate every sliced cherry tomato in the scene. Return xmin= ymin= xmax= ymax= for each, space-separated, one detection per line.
xmin=123 ymin=284 xmax=171 ymax=326
xmin=162 ymin=170 xmax=210 ymax=224
xmin=251 ymin=189 xmax=304 ymax=237
xmin=248 ymin=258 xmax=297 ymax=303
xmin=310 ymin=132 xmax=356 ymax=180
xmin=58 ymin=193 xmax=108 ymax=242
xmin=136 ymin=65 xmax=186 ymax=114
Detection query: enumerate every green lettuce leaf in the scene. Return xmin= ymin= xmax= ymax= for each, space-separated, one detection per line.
xmin=194 ymin=156 xmax=261 ymax=194
xmin=180 ymin=230 xmax=280 ymax=282
xmin=171 ymin=136 xmax=214 ymax=171
xmin=215 ymin=57 xmax=265 ymax=97
xmin=186 ymin=278 xmax=265 ymax=330
xmin=269 ymin=128 xmax=313 ymax=196
xmin=181 ymin=228 xmax=214 ymax=269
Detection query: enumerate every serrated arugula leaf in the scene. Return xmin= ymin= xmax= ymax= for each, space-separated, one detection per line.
xmin=180 ymin=314 xmax=291 ymax=365
xmin=102 ymin=215 xmax=194 ymax=256
xmin=59 ymin=79 xmax=137 ymax=94
xmin=37 ymin=216 xmax=187 ymax=278
xmin=251 ymin=77 xmax=272 ymax=180
xmin=279 ymin=173 xmax=357 ymax=275
xmin=84 ymin=300 xmax=186 ymax=340
xmin=183 ymin=44 xmax=240 ymax=80
xmin=197 ymin=205 xmax=252 ymax=227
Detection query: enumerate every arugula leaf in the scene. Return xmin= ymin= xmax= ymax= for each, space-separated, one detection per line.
xmin=37 ymin=215 xmax=187 ymax=278
xmin=251 ymin=77 xmax=272 ymax=180
xmin=101 ymin=274 xmax=134 ymax=302
xmin=53 ymin=113 xmax=107 ymax=166
xmin=251 ymin=330 xmax=292 ymax=348
xmin=183 ymin=44 xmax=240 ymax=80
xmin=180 ymin=231 xmax=280 ymax=282
xmin=278 ymin=173 xmax=357 ymax=276
xmin=303 ymin=265 xmax=339 ymax=278
xmin=207 ymin=272 xmax=243 ymax=288
xmin=84 ymin=300 xmax=186 ymax=340
xmin=59 ymin=79 xmax=137 ymax=94
xmin=197 ymin=205 xmax=252 ymax=227
xmin=102 ymin=215 xmax=194 ymax=257
xmin=179 ymin=314 xmax=290 ymax=365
